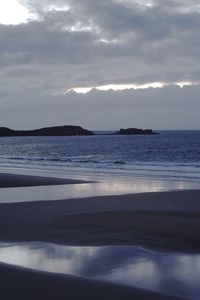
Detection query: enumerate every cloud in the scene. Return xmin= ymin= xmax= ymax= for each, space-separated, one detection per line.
xmin=0 ymin=1 xmax=199 ymax=128
xmin=1 ymin=1 xmax=199 ymax=87
xmin=0 ymin=85 xmax=199 ymax=130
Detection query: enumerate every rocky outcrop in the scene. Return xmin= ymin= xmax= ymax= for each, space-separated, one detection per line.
xmin=115 ymin=128 xmax=158 ymax=135
xmin=0 ymin=125 xmax=93 ymax=136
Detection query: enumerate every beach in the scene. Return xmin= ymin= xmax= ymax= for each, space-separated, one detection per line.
xmin=0 ymin=173 xmax=199 ymax=299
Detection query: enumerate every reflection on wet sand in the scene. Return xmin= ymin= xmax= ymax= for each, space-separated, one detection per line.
xmin=0 ymin=242 xmax=199 ymax=299
xmin=0 ymin=174 xmax=199 ymax=204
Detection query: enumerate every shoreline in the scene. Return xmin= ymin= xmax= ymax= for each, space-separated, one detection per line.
xmin=0 ymin=172 xmax=199 ymax=299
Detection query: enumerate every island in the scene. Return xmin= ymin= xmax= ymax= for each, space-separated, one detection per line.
xmin=115 ymin=128 xmax=158 ymax=135
xmin=0 ymin=126 xmax=158 ymax=137
xmin=0 ymin=125 xmax=94 ymax=137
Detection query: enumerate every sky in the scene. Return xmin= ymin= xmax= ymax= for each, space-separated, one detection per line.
xmin=0 ymin=0 xmax=200 ymax=130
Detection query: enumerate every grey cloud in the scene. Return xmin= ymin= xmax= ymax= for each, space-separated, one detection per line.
xmin=0 ymin=0 xmax=200 ymax=129
xmin=22 ymin=0 xmax=200 ymax=39
xmin=0 ymin=85 xmax=199 ymax=130
xmin=1 ymin=1 xmax=200 ymax=87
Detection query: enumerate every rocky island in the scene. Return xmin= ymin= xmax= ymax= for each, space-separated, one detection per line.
xmin=0 ymin=125 xmax=93 ymax=137
xmin=115 ymin=128 xmax=158 ymax=135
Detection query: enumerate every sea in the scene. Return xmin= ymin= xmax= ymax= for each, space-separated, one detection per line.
xmin=0 ymin=130 xmax=199 ymax=202
xmin=0 ymin=130 xmax=199 ymax=180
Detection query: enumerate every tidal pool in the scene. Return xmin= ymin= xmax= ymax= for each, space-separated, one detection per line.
xmin=1 ymin=167 xmax=200 ymax=204
xmin=0 ymin=242 xmax=200 ymax=299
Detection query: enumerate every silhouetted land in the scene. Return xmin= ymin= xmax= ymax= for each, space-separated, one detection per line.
xmin=115 ymin=128 xmax=158 ymax=135
xmin=0 ymin=125 xmax=93 ymax=136
xmin=0 ymin=126 xmax=158 ymax=137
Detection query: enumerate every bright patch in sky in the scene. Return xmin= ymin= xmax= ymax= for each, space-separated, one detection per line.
xmin=66 ymin=81 xmax=199 ymax=94
xmin=67 ymin=83 xmax=164 ymax=94
xmin=48 ymin=5 xmax=70 ymax=12
xmin=0 ymin=0 xmax=31 ymax=25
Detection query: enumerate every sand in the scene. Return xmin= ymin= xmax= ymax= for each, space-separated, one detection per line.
xmin=0 ymin=172 xmax=87 ymax=188
xmin=0 ymin=263 xmax=185 ymax=300
xmin=0 ymin=172 xmax=199 ymax=299
xmin=0 ymin=189 xmax=200 ymax=252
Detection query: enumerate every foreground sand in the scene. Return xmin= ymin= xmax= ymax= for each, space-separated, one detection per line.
xmin=0 ymin=190 xmax=200 ymax=252
xmin=0 ymin=263 xmax=185 ymax=300
xmin=0 ymin=173 xmax=199 ymax=299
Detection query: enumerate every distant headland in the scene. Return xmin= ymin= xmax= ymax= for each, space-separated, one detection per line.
xmin=0 ymin=126 xmax=93 ymax=137
xmin=0 ymin=126 xmax=157 ymax=137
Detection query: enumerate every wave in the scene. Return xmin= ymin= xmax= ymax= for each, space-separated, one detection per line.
xmin=0 ymin=156 xmax=200 ymax=182
xmin=114 ymin=161 xmax=126 ymax=165
xmin=0 ymin=130 xmax=200 ymax=182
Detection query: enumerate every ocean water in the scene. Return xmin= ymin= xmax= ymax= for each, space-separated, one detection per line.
xmin=0 ymin=131 xmax=199 ymax=182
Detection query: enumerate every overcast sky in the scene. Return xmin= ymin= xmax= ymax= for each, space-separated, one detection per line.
xmin=0 ymin=0 xmax=200 ymax=129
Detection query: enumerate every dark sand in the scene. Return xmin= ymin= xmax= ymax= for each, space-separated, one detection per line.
xmin=0 ymin=172 xmax=87 ymax=188
xmin=0 ymin=263 xmax=184 ymax=300
xmin=0 ymin=173 xmax=200 ymax=299
xmin=0 ymin=190 xmax=200 ymax=252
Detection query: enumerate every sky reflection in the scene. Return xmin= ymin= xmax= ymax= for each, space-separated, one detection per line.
xmin=0 ymin=242 xmax=200 ymax=299
xmin=0 ymin=168 xmax=199 ymax=203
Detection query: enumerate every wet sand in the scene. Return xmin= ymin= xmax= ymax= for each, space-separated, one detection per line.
xmin=0 ymin=172 xmax=199 ymax=299
xmin=0 ymin=190 xmax=200 ymax=252
xmin=0 ymin=263 xmax=185 ymax=300
xmin=0 ymin=172 xmax=87 ymax=188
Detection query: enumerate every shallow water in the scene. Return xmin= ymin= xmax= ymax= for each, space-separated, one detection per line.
xmin=0 ymin=242 xmax=199 ymax=299
xmin=0 ymin=168 xmax=199 ymax=203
